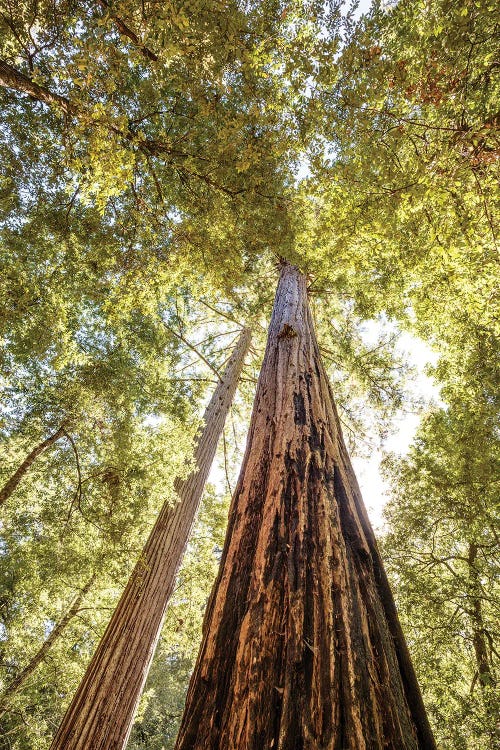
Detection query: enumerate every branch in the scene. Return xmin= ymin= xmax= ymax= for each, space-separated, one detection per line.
xmin=197 ymin=298 xmax=248 ymax=329
xmin=0 ymin=58 xmax=75 ymax=114
xmin=0 ymin=575 xmax=96 ymax=716
xmin=62 ymin=429 xmax=83 ymax=523
xmin=0 ymin=422 xmax=66 ymax=507
xmin=96 ymin=0 xmax=158 ymax=61
xmin=0 ymin=60 xmax=249 ymax=198
xmin=164 ymin=324 xmax=222 ymax=381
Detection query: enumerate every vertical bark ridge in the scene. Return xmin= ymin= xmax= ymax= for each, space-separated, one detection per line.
xmin=175 ymin=263 xmax=436 ymax=750
xmin=49 ymin=327 xmax=251 ymax=750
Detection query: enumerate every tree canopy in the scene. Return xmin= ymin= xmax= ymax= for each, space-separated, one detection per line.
xmin=0 ymin=0 xmax=498 ymax=747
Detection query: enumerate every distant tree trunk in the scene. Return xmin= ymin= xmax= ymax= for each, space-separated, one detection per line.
xmin=50 ymin=327 xmax=251 ymax=750
xmin=0 ymin=575 xmax=96 ymax=718
xmin=468 ymin=543 xmax=494 ymax=689
xmin=175 ymin=263 xmax=436 ymax=750
xmin=0 ymin=424 xmax=66 ymax=507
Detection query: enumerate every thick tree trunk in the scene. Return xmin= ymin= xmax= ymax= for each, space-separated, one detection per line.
xmin=0 ymin=575 xmax=96 ymax=718
xmin=175 ymin=263 xmax=436 ymax=750
xmin=0 ymin=424 xmax=66 ymax=508
xmin=50 ymin=327 xmax=251 ymax=750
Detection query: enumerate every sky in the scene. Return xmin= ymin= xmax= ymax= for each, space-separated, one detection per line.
xmin=351 ymin=332 xmax=440 ymax=530
xmin=348 ymin=0 xmax=375 ymax=22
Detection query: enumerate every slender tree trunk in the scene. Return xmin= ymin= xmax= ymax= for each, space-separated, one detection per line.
xmin=50 ymin=327 xmax=251 ymax=750
xmin=467 ymin=543 xmax=494 ymax=689
xmin=175 ymin=263 xmax=436 ymax=750
xmin=0 ymin=424 xmax=66 ymax=508
xmin=0 ymin=575 xmax=95 ymax=718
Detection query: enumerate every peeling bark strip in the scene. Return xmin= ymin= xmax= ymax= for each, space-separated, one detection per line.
xmin=0 ymin=424 xmax=66 ymax=508
xmin=175 ymin=264 xmax=436 ymax=750
xmin=49 ymin=327 xmax=251 ymax=750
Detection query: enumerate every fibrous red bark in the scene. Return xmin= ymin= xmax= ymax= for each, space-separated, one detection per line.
xmin=175 ymin=263 xmax=436 ymax=750
xmin=50 ymin=327 xmax=251 ymax=750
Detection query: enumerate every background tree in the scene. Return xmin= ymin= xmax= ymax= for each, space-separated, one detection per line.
xmin=382 ymin=404 xmax=499 ymax=750
xmin=0 ymin=415 xmax=192 ymax=748
xmin=127 ymin=485 xmax=232 ymax=750
xmin=49 ymin=327 xmax=251 ymax=750
xmin=0 ymin=299 xmax=250 ymax=747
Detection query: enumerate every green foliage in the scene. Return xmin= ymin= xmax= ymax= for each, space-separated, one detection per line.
xmin=0 ymin=417 xmax=193 ymax=748
xmin=0 ymin=0 xmax=343 ymax=293
xmin=0 ymin=0 xmax=498 ymax=747
xmin=382 ymin=405 xmax=499 ymax=749
xmin=300 ymin=0 xmax=498 ymax=409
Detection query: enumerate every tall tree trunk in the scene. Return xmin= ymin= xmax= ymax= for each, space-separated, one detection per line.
xmin=175 ymin=263 xmax=436 ymax=750
xmin=467 ymin=543 xmax=494 ymax=689
xmin=50 ymin=327 xmax=251 ymax=750
xmin=0 ymin=575 xmax=96 ymax=718
xmin=0 ymin=424 xmax=66 ymax=508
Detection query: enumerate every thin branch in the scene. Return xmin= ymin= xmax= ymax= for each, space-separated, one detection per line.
xmin=62 ymin=429 xmax=83 ymax=524
xmin=198 ymin=299 xmax=245 ymax=328
xmin=164 ymin=324 xmax=222 ymax=381
xmin=0 ymin=423 xmax=66 ymax=507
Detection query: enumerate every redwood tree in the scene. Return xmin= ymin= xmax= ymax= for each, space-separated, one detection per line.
xmin=50 ymin=327 xmax=251 ymax=750
xmin=175 ymin=263 xmax=436 ymax=750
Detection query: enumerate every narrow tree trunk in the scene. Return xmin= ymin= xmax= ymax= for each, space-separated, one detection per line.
xmin=175 ymin=263 xmax=436 ymax=750
xmin=50 ymin=327 xmax=251 ymax=750
xmin=0 ymin=424 xmax=66 ymax=508
xmin=0 ymin=575 xmax=96 ymax=718
xmin=468 ymin=543 xmax=494 ymax=689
